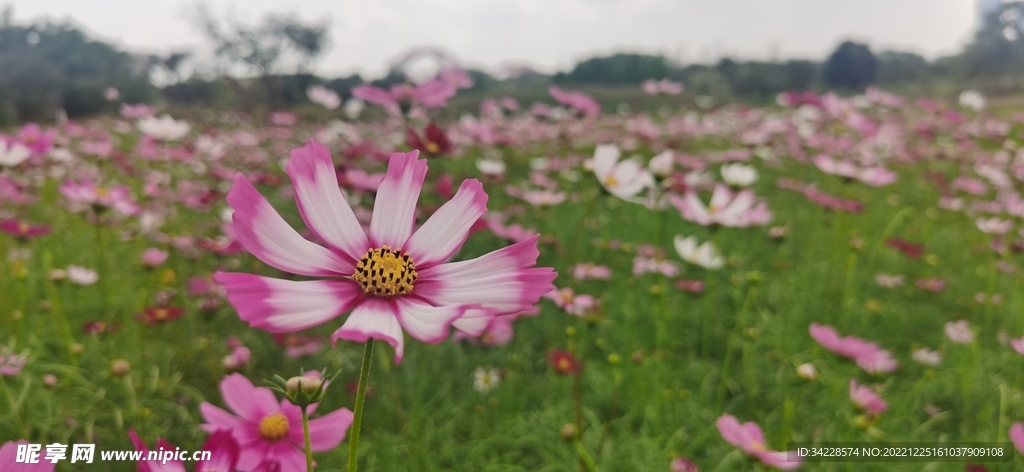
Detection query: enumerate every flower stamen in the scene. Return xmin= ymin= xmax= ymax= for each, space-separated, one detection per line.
xmin=257 ymin=412 xmax=290 ymax=441
xmin=352 ymin=245 xmax=417 ymax=296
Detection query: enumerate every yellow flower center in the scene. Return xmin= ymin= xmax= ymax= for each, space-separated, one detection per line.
xmin=257 ymin=412 xmax=290 ymax=441
xmin=352 ymin=246 xmax=417 ymax=296
xmin=425 ymin=142 xmax=440 ymax=154
xmin=18 ymin=223 xmax=28 ymax=233
xmin=708 ymin=204 xmax=719 ymax=216
xmin=557 ymin=358 xmax=572 ymax=371
xmin=95 ymin=187 xmax=110 ymax=198
xmin=153 ymin=308 xmax=169 ymax=320
xmin=604 ymin=175 xmax=618 ymax=188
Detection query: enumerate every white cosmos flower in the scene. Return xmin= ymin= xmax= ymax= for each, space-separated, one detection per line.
xmin=0 ymin=141 xmax=31 ymax=167
xmin=945 ymin=320 xmax=974 ymax=344
xmin=648 ymin=150 xmax=674 ymax=177
xmin=476 ymin=158 xmax=506 ymax=176
xmin=137 ymin=115 xmax=190 ymax=141
xmin=592 ymin=144 xmax=655 ymax=202
xmin=473 ymin=366 xmax=501 ymax=392
xmin=66 ymin=265 xmax=99 ymax=286
xmin=343 ymin=97 xmax=364 ymax=119
xmin=720 ymin=163 xmax=758 ymax=187
xmin=673 ymin=235 xmax=725 ymax=270
xmin=976 ymin=217 xmax=1012 ymax=235
xmin=912 ymin=348 xmax=942 ymax=366
xmin=958 ymin=90 xmax=986 ymax=112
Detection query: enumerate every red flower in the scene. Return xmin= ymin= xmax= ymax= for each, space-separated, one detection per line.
xmin=82 ymin=320 xmax=119 ymax=334
xmin=0 ymin=220 xmax=51 ymax=240
xmin=886 ymin=237 xmax=924 ymax=259
xmin=137 ymin=306 xmax=185 ymax=325
xmin=406 ymin=122 xmax=453 ymax=156
xmin=547 ymin=349 xmax=583 ymax=375
xmin=675 ymin=279 xmax=706 ymax=294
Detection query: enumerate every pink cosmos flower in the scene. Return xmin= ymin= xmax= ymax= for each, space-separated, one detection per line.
xmin=59 ymin=181 xmax=141 ymax=216
xmin=120 ymin=103 xmax=155 ymax=118
xmin=571 ymin=263 xmax=611 ymax=281
xmin=977 ymin=217 xmax=1012 ymax=235
xmin=915 ymin=277 xmax=946 ymax=292
xmin=1009 ymin=336 xmax=1024 ymax=356
xmin=1011 ymin=423 xmax=1024 ymax=455
xmin=353 ymin=80 xmax=457 ymax=115
xmin=632 ymin=256 xmax=680 ymax=277
xmin=670 ymin=184 xmax=773 ymax=227
xmin=215 ymin=142 xmax=556 ymax=362
xmin=130 ymin=429 xmax=240 ymax=472
xmin=200 ymin=374 xmax=353 ymax=471
xmin=0 ymin=349 xmax=27 ymax=376
xmin=812 ymin=155 xmax=895 ymax=187
xmin=716 ymin=414 xmax=801 ymax=470
xmin=548 ymin=86 xmax=600 ymax=117
xmin=0 ymin=220 xmax=50 ymax=240
xmin=544 ymin=287 xmax=598 ymax=316
xmin=140 ymin=248 xmax=169 ymax=267
xmin=16 ymin=124 xmax=56 ymax=155
xmin=0 ymin=440 xmax=56 ymax=471
xmin=809 ymin=323 xmax=898 ymax=374
xmin=849 ymin=379 xmax=888 ymax=416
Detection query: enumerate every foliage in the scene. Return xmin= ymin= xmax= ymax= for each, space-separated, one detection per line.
xmin=0 ymin=9 xmax=155 ymax=124
xmin=823 ymin=41 xmax=878 ymax=91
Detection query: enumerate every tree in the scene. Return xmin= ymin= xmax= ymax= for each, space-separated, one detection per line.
xmin=876 ymin=51 xmax=931 ymax=83
xmin=965 ymin=1 xmax=1024 ymax=78
xmin=0 ymin=9 xmax=155 ymax=123
xmin=558 ymin=53 xmax=671 ymax=85
xmin=189 ymin=4 xmax=330 ymax=108
xmin=822 ymin=41 xmax=878 ymax=90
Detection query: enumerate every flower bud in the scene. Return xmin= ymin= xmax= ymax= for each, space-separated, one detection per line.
xmin=796 ymin=363 xmax=816 ymax=381
xmin=111 ymin=359 xmax=131 ymax=377
xmin=560 ymin=423 xmax=577 ymax=441
xmin=286 ymin=375 xmax=324 ymax=396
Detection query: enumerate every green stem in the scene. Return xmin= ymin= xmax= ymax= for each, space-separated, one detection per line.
xmin=302 ymin=407 xmax=314 ymax=472
xmin=94 ymin=223 xmax=112 ymax=317
xmin=348 ymin=339 xmax=375 ymax=472
xmin=569 ymin=194 xmax=600 ymax=287
xmin=573 ymin=439 xmax=597 ymax=472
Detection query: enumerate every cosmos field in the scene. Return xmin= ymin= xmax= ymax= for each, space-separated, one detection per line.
xmin=2 ymin=80 xmax=1024 ymax=471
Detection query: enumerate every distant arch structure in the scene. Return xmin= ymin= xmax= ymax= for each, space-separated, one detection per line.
xmin=387 ymin=46 xmax=463 ymax=82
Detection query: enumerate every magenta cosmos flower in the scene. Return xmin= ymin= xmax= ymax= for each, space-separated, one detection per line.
xmin=809 ymin=323 xmax=897 ymax=374
xmin=1010 ymin=423 xmax=1024 ymax=455
xmin=200 ymin=373 xmax=353 ymax=471
xmin=716 ymin=414 xmax=801 ymax=470
xmin=130 ymin=429 xmax=240 ymax=472
xmin=849 ymin=379 xmax=888 ymax=417
xmin=215 ymin=141 xmax=556 ymax=362
xmin=0 ymin=440 xmax=55 ymax=471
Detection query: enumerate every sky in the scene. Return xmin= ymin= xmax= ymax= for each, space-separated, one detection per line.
xmin=3 ymin=0 xmax=983 ymax=79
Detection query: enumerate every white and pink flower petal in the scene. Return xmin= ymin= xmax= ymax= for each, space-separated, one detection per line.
xmin=215 ymin=272 xmax=362 ymax=332
xmin=227 ymin=174 xmax=352 ymax=276
xmin=369 ymin=151 xmax=428 ymax=249
xmin=394 ymin=296 xmax=472 ymax=343
xmin=405 ymin=179 xmax=488 ymax=266
xmin=416 ymin=236 xmax=556 ymax=315
xmin=285 ymin=141 xmax=369 ymax=262
xmin=332 ymin=298 xmax=406 ymax=363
